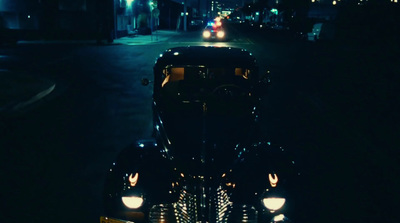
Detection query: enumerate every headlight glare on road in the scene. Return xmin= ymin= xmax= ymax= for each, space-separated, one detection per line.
xmin=217 ymin=31 xmax=225 ymax=38
xmin=122 ymin=196 xmax=144 ymax=209
xmin=273 ymin=214 xmax=286 ymax=222
xmin=262 ymin=197 xmax=285 ymax=212
xmin=203 ymin=31 xmax=211 ymax=38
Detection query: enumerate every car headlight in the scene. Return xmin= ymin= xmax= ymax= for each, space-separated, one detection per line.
xmin=262 ymin=197 xmax=285 ymax=212
xmin=203 ymin=31 xmax=211 ymax=38
xmin=122 ymin=196 xmax=144 ymax=209
xmin=217 ymin=31 xmax=225 ymax=38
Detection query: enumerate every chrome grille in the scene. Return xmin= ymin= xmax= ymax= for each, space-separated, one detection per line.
xmin=149 ymin=204 xmax=177 ymax=223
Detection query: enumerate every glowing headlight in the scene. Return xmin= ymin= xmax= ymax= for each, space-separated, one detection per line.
xmin=262 ymin=198 xmax=285 ymax=211
xmin=122 ymin=196 xmax=144 ymax=209
xmin=203 ymin=31 xmax=211 ymax=38
xmin=217 ymin=31 xmax=225 ymax=38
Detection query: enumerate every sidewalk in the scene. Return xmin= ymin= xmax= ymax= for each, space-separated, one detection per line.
xmin=114 ymin=30 xmax=180 ymax=45
xmin=0 ymin=30 xmax=180 ymax=113
xmin=16 ymin=30 xmax=180 ymax=46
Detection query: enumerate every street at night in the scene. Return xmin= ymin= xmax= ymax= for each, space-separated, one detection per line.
xmin=1 ymin=16 xmax=400 ymax=223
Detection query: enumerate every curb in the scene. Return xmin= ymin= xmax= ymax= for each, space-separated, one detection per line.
xmin=12 ymin=83 xmax=56 ymax=111
xmin=0 ymin=72 xmax=56 ymax=113
xmin=16 ymin=30 xmax=181 ymax=46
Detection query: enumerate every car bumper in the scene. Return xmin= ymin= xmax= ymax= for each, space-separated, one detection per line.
xmin=203 ymin=35 xmax=225 ymax=41
xmin=100 ymin=216 xmax=134 ymax=223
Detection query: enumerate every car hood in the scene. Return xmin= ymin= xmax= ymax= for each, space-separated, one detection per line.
xmin=159 ymin=97 xmax=257 ymax=175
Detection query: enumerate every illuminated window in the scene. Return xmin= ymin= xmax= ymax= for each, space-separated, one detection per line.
xmin=162 ymin=67 xmax=184 ymax=87
xmin=170 ymin=68 xmax=185 ymax=81
xmin=235 ymin=68 xmax=250 ymax=79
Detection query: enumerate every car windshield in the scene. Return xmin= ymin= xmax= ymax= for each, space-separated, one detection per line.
xmin=206 ymin=25 xmax=222 ymax=30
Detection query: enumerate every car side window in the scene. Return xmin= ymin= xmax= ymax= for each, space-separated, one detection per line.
xmin=161 ymin=67 xmax=184 ymax=87
xmin=235 ymin=68 xmax=251 ymax=79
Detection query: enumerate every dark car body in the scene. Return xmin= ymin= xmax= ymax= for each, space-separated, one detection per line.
xmin=102 ymin=46 xmax=299 ymax=223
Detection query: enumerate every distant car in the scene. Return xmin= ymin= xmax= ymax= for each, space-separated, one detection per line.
xmin=202 ymin=24 xmax=226 ymax=41
xmin=102 ymin=46 xmax=299 ymax=223
xmin=189 ymin=18 xmax=204 ymax=30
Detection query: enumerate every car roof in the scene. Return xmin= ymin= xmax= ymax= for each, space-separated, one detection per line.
xmin=205 ymin=25 xmax=221 ymax=29
xmin=155 ymin=46 xmax=257 ymax=68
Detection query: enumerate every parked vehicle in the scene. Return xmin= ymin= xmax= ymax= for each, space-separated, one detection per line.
xmin=189 ymin=18 xmax=204 ymax=30
xmin=102 ymin=46 xmax=299 ymax=223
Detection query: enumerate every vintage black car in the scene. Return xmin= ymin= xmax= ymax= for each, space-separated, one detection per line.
xmin=102 ymin=46 xmax=299 ymax=223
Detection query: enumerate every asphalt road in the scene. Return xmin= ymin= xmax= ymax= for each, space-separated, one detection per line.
xmin=1 ymin=24 xmax=399 ymax=223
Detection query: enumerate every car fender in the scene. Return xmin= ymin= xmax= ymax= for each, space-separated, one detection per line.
xmin=103 ymin=139 xmax=181 ymax=215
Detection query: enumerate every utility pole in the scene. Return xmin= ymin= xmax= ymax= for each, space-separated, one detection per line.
xmin=184 ymin=0 xmax=187 ymax=31
xmin=113 ymin=0 xmax=117 ymax=40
